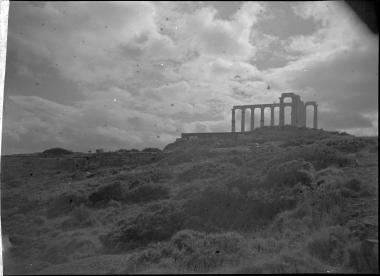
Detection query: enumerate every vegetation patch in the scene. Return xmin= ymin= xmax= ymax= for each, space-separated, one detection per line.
xmin=183 ymin=184 xmax=298 ymax=231
xmin=306 ymin=226 xmax=349 ymax=266
xmin=46 ymin=192 xmax=88 ymax=218
xmin=100 ymin=201 xmax=185 ymax=253
xmin=125 ymin=229 xmax=248 ymax=273
xmin=265 ymin=160 xmax=315 ymax=188
xmin=268 ymin=145 xmax=354 ymax=170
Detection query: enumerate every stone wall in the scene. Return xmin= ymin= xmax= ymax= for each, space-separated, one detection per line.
xmin=181 ymin=132 xmax=240 ymax=139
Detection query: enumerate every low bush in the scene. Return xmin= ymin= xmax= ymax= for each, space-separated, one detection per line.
xmin=88 ymin=182 xmax=125 ymax=205
xmin=325 ymin=138 xmax=369 ymax=153
xmin=309 ymin=179 xmax=347 ymax=225
xmin=268 ymin=145 xmax=353 ymax=170
xmin=265 ymin=160 xmax=315 ymax=188
xmin=228 ymin=155 xmax=244 ymax=167
xmin=118 ymin=168 xmax=171 ymax=186
xmin=126 ymin=183 xmax=170 ymax=203
xmin=344 ymin=178 xmax=373 ymax=197
xmin=270 ymin=201 xmax=313 ymax=236
xmin=183 ymin=184 xmax=298 ymax=231
xmin=142 ymin=147 xmax=161 ymax=152
xmin=89 ymin=178 xmax=170 ymax=206
xmin=344 ymin=240 xmax=379 ymax=273
xmin=225 ymin=175 xmax=256 ymax=194
xmin=165 ymin=151 xmax=194 ymax=165
xmin=39 ymin=236 xmax=99 ymax=264
xmin=294 ymin=145 xmax=353 ymax=170
xmin=306 ymin=225 xmax=349 ymax=266
xmin=280 ymin=138 xmax=315 ymax=148
xmin=42 ymin=147 xmax=72 ymax=156
xmin=46 ymin=192 xmax=88 ymax=218
xmin=101 ymin=201 xmax=185 ymax=253
xmin=249 ymin=237 xmax=285 ymax=255
xmin=125 ymin=229 xmax=249 ymax=273
xmin=234 ymin=250 xmax=325 ymax=274
xmin=177 ymin=162 xmax=235 ymax=182
xmin=61 ymin=204 xmax=97 ymax=230
xmin=171 ymin=230 xmax=248 ymax=272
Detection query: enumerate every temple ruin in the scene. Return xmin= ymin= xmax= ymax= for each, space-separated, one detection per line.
xmin=181 ymin=92 xmax=318 ymax=139
xmin=231 ymin=92 xmax=318 ymax=132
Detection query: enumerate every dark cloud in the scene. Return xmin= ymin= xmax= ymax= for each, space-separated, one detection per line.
xmin=319 ymin=110 xmax=374 ymax=129
xmin=290 ymin=43 xmax=378 ymax=114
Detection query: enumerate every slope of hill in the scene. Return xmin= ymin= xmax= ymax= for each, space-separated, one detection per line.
xmin=1 ymin=127 xmax=378 ymax=274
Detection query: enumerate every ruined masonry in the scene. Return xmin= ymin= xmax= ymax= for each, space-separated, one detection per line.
xmin=231 ymin=92 xmax=318 ymax=132
xmin=181 ymin=92 xmax=318 ymax=139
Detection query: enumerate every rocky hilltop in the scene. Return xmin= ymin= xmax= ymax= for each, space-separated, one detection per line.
xmin=1 ymin=127 xmax=378 ymax=274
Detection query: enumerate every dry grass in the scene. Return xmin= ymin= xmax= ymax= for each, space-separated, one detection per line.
xmin=1 ymin=129 xmax=377 ymax=274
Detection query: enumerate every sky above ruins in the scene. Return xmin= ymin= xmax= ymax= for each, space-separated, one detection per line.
xmin=2 ymin=1 xmax=378 ymax=154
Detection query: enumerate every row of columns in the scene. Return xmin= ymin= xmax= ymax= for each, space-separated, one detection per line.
xmin=232 ymin=106 xmax=281 ymax=132
xmin=231 ymin=93 xmax=318 ymax=132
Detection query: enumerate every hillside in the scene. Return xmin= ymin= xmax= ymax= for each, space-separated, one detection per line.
xmin=1 ymin=127 xmax=378 ymax=274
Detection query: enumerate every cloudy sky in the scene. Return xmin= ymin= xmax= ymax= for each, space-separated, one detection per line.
xmin=2 ymin=1 xmax=378 ymax=154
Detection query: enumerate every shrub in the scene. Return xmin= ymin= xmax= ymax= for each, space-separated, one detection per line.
xmin=265 ymin=160 xmax=315 ymax=188
xmin=142 ymin=147 xmax=162 ymax=152
xmin=311 ymin=180 xmax=346 ymax=224
xmin=249 ymin=237 xmax=285 ymax=254
xmin=277 ymin=145 xmax=353 ymax=170
xmin=60 ymin=204 xmax=97 ymax=230
xmin=345 ymin=178 xmax=362 ymax=192
xmin=183 ymin=184 xmax=298 ymax=231
xmin=306 ymin=226 xmax=349 ymax=266
xmin=177 ymin=162 xmax=235 ymax=182
xmin=125 ymin=229 xmax=249 ymax=273
xmin=101 ymin=201 xmax=185 ymax=253
xmin=42 ymin=147 xmax=72 ymax=156
xmin=165 ymin=151 xmax=194 ymax=165
xmin=325 ymin=138 xmax=368 ymax=153
xmin=270 ymin=202 xmax=313 ymax=236
xmin=280 ymin=138 xmax=315 ymax=148
xmin=39 ymin=236 xmax=99 ymax=264
xmin=234 ymin=250 xmax=325 ymax=273
xmin=46 ymin=192 xmax=88 ymax=218
xmin=344 ymin=178 xmax=373 ymax=197
xmin=228 ymin=156 xmax=244 ymax=167
xmin=172 ymin=230 xmax=247 ymax=272
xmin=225 ymin=175 xmax=256 ymax=194
xmin=116 ymin=168 xmax=171 ymax=187
xmin=344 ymin=240 xmax=379 ymax=273
xmin=88 ymin=182 xmax=125 ymax=205
xmin=126 ymin=183 xmax=170 ymax=203
xmin=304 ymin=168 xmax=363 ymax=226
xmin=89 ymin=171 xmax=171 ymax=206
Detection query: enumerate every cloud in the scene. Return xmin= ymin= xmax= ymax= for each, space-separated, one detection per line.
xmin=260 ymin=2 xmax=378 ymax=134
xmin=2 ymin=1 xmax=378 ymax=154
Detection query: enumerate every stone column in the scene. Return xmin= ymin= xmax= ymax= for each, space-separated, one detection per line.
xmin=260 ymin=107 xmax=265 ymax=127
xmin=270 ymin=106 xmax=274 ymax=126
xmin=302 ymin=104 xmax=307 ymax=127
xmin=250 ymin=107 xmax=255 ymax=131
xmin=231 ymin=108 xmax=235 ymax=132
xmin=313 ymin=104 xmax=318 ymax=129
xmin=291 ymin=98 xmax=297 ymax=126
xmin=241 ymin=108 xmax=245 ymax=132
xmin=279 ymin=98 xmax=285 ymax=126
xmin=299 ymin=103 xmax=306 ymax=127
